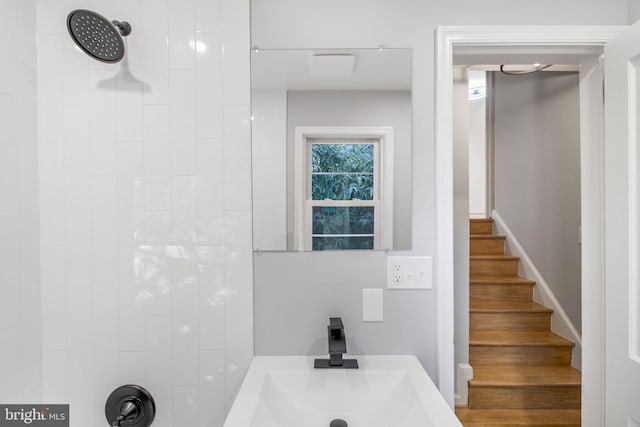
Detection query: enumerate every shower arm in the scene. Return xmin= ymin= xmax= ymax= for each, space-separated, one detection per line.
xmin=111 ymin=20 xmax=131 ymax=36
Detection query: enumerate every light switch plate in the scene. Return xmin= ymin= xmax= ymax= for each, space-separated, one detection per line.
xmin=362 ymin=289 xmax=383 ymax=322
xmin=387 ymin=256 xmax=432 ymax=289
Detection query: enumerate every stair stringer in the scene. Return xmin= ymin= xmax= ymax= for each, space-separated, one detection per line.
xmin=491 ymin=210 xmax=582 ymax=369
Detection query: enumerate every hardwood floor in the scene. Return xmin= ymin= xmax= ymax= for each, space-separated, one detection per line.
xmin=457 ymin=219 xmax=581 ymax=426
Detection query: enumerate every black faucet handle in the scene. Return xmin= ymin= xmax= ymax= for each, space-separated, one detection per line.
xmin=329 ymin=317 xmax=344 ymax=332
xmin=315 ymin=316 xmax=358 ymax=369
xmin=329 ymin=317 xmax=344 ymax=339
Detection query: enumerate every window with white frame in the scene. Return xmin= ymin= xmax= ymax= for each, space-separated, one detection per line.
xmin=294 ymin=127 xmax=394 ymax=251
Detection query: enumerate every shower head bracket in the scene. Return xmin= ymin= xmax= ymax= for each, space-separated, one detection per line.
xmin=111 ymin=20 xmax=132 ymax=37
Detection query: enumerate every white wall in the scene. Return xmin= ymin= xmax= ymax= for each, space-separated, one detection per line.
xmin=493 ymin=71 xmax=582 ymax=332
xmin=468 ymin=71 xmax=487 ymax=218
xmin=251 ymin=90 xmax=287 ymax=251
xmin=250 ymin=0 xmax=626 ymax=385
xmin=286 ymin=90 xmax=412 ymax=250
xmin=0 ymin=0 xmax=42 ymax=404
xmin=452 ymin=67 xmax=470 ymax=377
xmin=36 ymin=1 xmax=252 ymax=426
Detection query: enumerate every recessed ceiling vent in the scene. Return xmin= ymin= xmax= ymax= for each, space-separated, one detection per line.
xmin=307 ymin=54 xmax=356 ymax=78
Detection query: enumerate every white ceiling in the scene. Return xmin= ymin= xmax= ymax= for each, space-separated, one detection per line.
xmin=251 ymin=48 xmax=412 ymax=91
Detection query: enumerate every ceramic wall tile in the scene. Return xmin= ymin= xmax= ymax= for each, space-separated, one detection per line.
xmin=36 ymin=36 xmax=63 ymax=140
xmin=222 ymin=106 xmax=251 ymax=211
xmin=41 ymin=246 xmax=67 ymax=351
xmin=144 ymin=175 xmax=171 ymax=211
xmin=0 ymin=0 xmax=18 ymax=96
xmin=0 ymin=327 xmax=22 ymax=403
xmin=144 ymin=106 xmax=171 ymax=176
xmin=42 ymin=350 xmax=68 ymax=402
xmin=62 ymin=38 xmax=89 ymax=106
xmin=223 ymin=315 xmax=252 ymax=413
xmin=199 ymin=350 xmax=225 ymax=426
xmin=196 ymin=32 xmax=223 ymax=140
xmin=195 ymin=0 xmax=221 ymax=33
xmin=169 ymin=70 xmax=197 ymax=175
xmin=170 ymin=176 xmax=198 ymax=243
xmin=118 ymin=351 xmax=147 ymax=387
xmin=173 ymin=385 xmax=200 ymax=426
xmin=119 ymin=283 xmax=146 ymax=352
xmin=172 ymin=314 xmax=199 ymax=386
xmin=34 ymin=0 xmax=253 ymax=422
xmin=168 ymin=0 xmax=195 ymax=69
xmin=221 ymin=0 xmax=249 ymax=105
xmin=0 ymin=0 xmax=40 ymax=405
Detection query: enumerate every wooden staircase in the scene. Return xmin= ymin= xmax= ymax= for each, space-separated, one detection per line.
xmin=456 ymin=218 xmax=582 ymax=426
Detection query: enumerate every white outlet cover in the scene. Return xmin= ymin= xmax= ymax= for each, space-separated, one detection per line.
xmin=386 ymin=256 xmax=432 ymax=289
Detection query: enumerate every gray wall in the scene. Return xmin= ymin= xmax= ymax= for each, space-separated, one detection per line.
xmin=251 ymin=0 xmax=627 ymax=384
xmin=453 ymin=68 xmax=470 ymax=369
xmin=254 ymin=251 xmax=434 ymax=364
xmin=469 ymin=71 xmax=488 ymax=217
xmin=630 ymin=0 xmax=640 ymax=23
xmin=287 ymin=90 xmax=412 ymax=250
xmin=493 ymin=71 xmax=582 ymax=332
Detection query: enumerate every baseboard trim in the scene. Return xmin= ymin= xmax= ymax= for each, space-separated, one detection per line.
xmin=455 ymin=363 xmax=473 ymax=407
xmin=491 ymin=210 xmax=582 ymax=370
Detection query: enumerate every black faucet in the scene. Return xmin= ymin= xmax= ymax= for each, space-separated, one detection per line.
xmin=314 ymin=317 xmax=359 ymax=369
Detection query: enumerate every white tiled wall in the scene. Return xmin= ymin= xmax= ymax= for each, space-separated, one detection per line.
xmin=0 ymin=0 xmax=42 ymax=404
xmin=36 ymin=0 xmax=252 ymax=425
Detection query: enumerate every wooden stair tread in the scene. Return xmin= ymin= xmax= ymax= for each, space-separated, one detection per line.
xmin=470 ymin=218 xmax=494 ymax=223
xmin=471 ymin=255 xmax=520 ymax=261
xmin=470 ymin=331 xmax=574 ymax=347
xmin=470 ymin=219 xmax=494 ymax=235
xmin=471 ymin=234 xmax=506 ymax=240
xmin=465 ymin=218 xmax=580 ymax=416
xmin=455 ymin=408 xmax=581 ymax=425
xmin=470 ymin=365 xmax=581 ymax=387
xmin=470 ymin=276 xmax=535 ymax=285
xmin=470 ymin=301 xmax=553 ymax=313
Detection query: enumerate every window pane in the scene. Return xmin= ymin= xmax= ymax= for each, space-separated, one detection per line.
xmin=311 ymin=144 xmax=374 ymax=173
xmin=311 ymin=174 xmax=374 ymax=200
xmin=312 ymin=206 xmax=374 ymax=235
xmin=313 ymin=236 xmax=374 ymax=250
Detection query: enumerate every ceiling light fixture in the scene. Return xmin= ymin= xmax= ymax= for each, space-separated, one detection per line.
xmin=500 ymin=64 xmax=552 ymax=75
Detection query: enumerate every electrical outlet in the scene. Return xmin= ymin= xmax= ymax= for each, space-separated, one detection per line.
xmin=387 ymin=256 xmax=432 ymax=289
xmin=393 ymin=263 xmax=402 ymax=282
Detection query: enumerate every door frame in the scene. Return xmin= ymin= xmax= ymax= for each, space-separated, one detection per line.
xmin=435 ymin=26 xmax=625 ymax=423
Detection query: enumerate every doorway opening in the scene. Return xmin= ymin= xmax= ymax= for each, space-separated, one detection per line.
xmin=454 ymin=62 xmax=584 ymax=422
xmin=435 ymin=26 xmax=626 ymax=425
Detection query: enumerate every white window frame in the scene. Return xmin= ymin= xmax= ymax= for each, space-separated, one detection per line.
xmin=294 ymin=126 xmax=394 ymax=251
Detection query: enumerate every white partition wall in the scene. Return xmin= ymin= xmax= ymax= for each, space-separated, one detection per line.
xmin=0 ymin=0 xmax=42 ymax=404
xmin=36 ymin=1 xmax=253 ymax=425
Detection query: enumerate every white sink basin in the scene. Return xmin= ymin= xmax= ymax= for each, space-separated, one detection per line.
xmin=223 ymin=355 xmax=463 ymax=427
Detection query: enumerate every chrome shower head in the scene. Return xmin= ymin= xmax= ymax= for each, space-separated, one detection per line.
xmin=66 ymin=9 xmax=131 ymax=64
